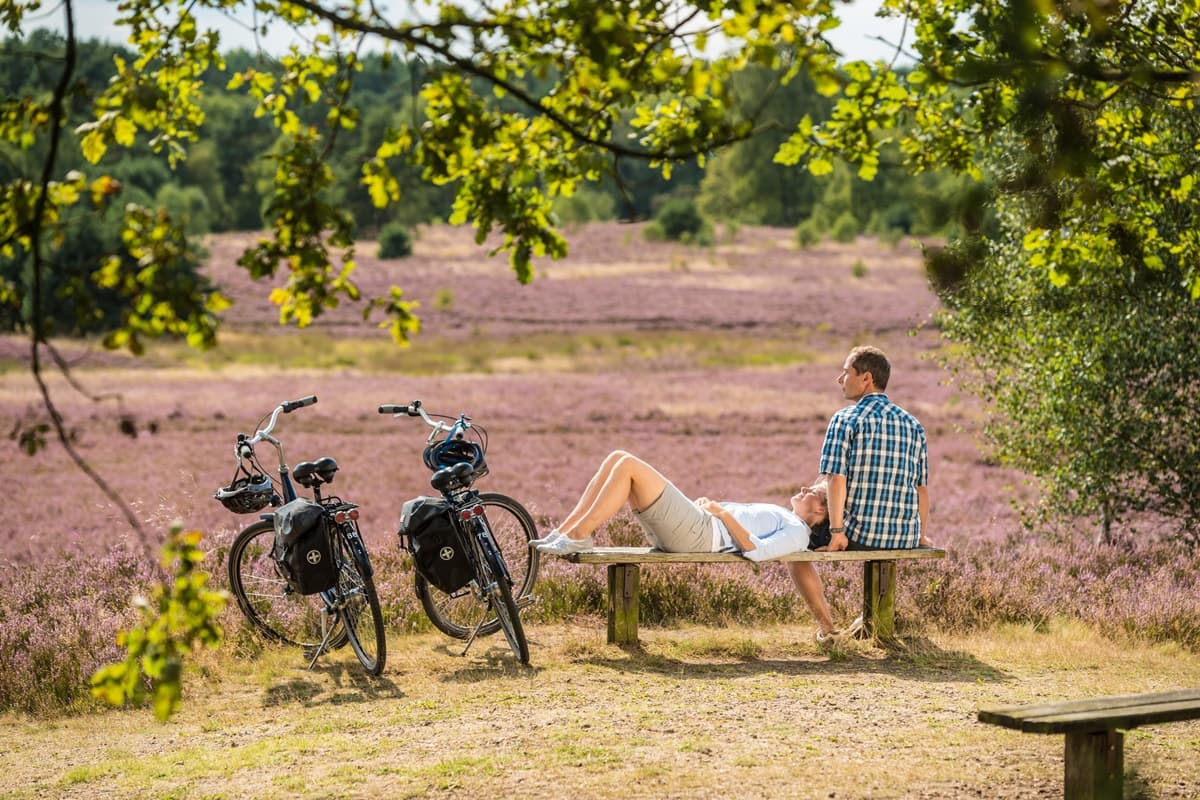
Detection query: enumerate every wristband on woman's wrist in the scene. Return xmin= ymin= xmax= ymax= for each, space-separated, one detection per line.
xmin=830 ymin=527 xmax=845 ymax=534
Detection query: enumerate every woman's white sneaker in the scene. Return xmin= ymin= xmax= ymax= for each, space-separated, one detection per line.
xmin=536 ymin=535 xmax=595 ymax=554
xmin=529 ymin=529 xmax=564 ymax=547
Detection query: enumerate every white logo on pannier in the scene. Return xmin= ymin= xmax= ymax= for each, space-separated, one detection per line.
xmin=306 ymin=549 xmax=323 ymax=565
xmin=439 ymin=546 xmax=455 ymax=561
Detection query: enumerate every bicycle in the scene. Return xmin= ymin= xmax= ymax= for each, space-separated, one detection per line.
xmin=215 ymin=395 xmax=386 ymax=675
xmin=379 ymin=400 xmax=538 ymax=664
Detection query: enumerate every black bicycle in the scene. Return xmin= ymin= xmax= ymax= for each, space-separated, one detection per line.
xmin=379 ymin=400 xmax=537 ymax=664
xmin=216 ymin=395 xmax=386 ymax=675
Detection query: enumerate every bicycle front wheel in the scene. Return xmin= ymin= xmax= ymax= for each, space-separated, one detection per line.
xmin=333 ymin=526 xmax=386 ymax=676
xmin=483 ymin=545 xmax=529 ymax=664
xmin=227 ymin=519 xmax=348 ymax=650
xmin=415 ymin=493 xmax=537 ymax=640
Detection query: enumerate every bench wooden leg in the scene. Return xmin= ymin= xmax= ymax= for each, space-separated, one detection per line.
xmin=607 ymin=563 xmax=640 ymax=645
xmin=1064 ymin=729 xmax=1123 ymax=800
xmin=862 ymin=560 xmax=897 ymax=639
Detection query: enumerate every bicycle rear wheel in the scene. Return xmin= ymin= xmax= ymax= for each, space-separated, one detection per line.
xmin=228 ymin=519 xmax=348 ymax=650
xmin=482 ymin=545 xmax=529 ymax=664
xmin=333 ymin=526 xmax=386 ymax=675
xmin=415 ymin=493 xmax=537 ymax=640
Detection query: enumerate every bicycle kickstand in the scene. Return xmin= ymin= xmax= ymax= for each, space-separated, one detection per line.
xmin=459 ymin=589 xmax=493 ymax=657
xmin=303 ymin=601 xmax=340 ymax=669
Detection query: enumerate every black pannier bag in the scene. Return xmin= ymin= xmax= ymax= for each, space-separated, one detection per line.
xmin=399 ymin=496 xmax=472 ymax=594
xmin=272 ymin=498 xmax=338 ymax=595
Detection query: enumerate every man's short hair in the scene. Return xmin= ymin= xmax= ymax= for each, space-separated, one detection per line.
xmin=848 ymin=346 xmax=891 ymax=390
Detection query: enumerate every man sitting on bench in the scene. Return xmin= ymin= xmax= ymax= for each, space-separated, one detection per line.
xmin=532 ymin=449 xmax=842 ymax=639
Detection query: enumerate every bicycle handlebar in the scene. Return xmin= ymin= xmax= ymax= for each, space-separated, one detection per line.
xmin=379 ymin=399 xmax=472 ymax=444
xmin=282 ymin=395 xmax=317 ymax=413
xmin=238 ymin=395 xmax=318 ymax=461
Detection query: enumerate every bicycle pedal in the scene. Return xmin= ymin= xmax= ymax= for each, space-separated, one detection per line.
xmin=516 ymin=594 xmax=537 ymax=609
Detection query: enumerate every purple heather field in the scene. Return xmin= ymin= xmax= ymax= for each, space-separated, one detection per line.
xmin=3 ymin=225 xmax=985 ymax=557
xmin=1 ymin=223 xmax=1197 ymax=710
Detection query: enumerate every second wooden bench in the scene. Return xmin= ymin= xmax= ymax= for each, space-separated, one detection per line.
xmin=556 ymin=546 xmax=946 ymax=644
xmin=978 ymin=688 xmax=1200 ymax=799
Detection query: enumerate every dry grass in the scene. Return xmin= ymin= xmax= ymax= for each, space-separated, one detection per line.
xmin=3 ymin=622 xmax=1199 ymax=799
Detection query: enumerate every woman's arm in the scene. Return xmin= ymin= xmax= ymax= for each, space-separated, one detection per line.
xmin=697 ymin=499 xmax=755 ymax=551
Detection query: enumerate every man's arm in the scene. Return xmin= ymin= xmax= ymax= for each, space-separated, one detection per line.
xmin=825 ymin=473 xmax=849 ymax=551
xmin=917 ymin=485 xmax=931 ymax=546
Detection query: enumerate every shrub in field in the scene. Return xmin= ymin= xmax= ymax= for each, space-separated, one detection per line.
xmin=651 ymin=198 xmax=707 ymax=242
xmin=377 ymin=223 xmax=413 ymax=259
xmin=831 ymin=211 xmax=859 ymax=243
xmin=795 ymin=218 xmax=821 ymax=248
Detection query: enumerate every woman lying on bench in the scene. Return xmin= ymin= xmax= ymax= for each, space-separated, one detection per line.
xmin=533 ymin=450 xmax=841 ymax=638
xmin=534 ymin=450 xmax=831 ymax=557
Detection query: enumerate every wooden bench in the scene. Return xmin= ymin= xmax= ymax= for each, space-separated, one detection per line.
xmin=978 ymin=688 xmax=1200 ymax=799
xmin=557 ymin=546 xmax=945 ymax=645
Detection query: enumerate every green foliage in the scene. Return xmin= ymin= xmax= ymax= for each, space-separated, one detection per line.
xmin=830 ymin=211 xmax=858 ymax=243
xmin=799 ymin=0 xmax=1200 ymax=299
xmin=641 ymin=221 xmax=666 ymax=242
xmin=552 ymin=185 xmax=617 ymax=225
xmin=697 ymin=66 xmax=832 ymax=226
xmin=652 ymin=198 xmax=706 ymax=242
xmin=155 ymin=184 xmax=211 ymax=235
xmin=377 ymin=223 xmax=413 ymax=259
xmin=90 ymin=526 xmax=226 ymax=721
xmin=940 ymin=203 xmax=1200 ymax=540
xmin=795 ymin=218 xmax=821 ymax=249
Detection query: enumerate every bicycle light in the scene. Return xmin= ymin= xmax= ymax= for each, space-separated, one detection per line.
xmin=459 ymin=506 xmax=485 ymax=522
xmin=334 ymin=509 xmax=359 ymax=523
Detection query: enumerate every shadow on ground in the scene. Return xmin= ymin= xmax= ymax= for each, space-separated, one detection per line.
xmin=572 ymin=634 xmax=1011 ymax=684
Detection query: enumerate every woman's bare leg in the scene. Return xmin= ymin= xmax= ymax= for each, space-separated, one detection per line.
xmin=787 ymin=562 xmax=836 ymax=634
xmin=559 ymin=451 xmax=668 ymax=541
xmin=556 ymin=450 xmax=628 ymax=533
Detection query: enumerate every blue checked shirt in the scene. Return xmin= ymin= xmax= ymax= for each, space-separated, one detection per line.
xmin=819 ymin=393 xmax=928 ymax=549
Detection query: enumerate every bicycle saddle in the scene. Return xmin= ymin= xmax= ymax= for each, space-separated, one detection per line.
xmin=294 ymin=456 xmax=339 ymax=488
xmin=430 ymin=461 xmax=474 ymax=493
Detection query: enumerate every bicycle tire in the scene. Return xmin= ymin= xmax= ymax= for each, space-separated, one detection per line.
xmin=482 ymin=544 xmax=530 ymax=664
xmin=227 ymin=519 xmax=348 ymax=650
xmin=333 ymin=525 xmax=386 ymax=675
xmin=415 ymin=493 xmax=538 ymax=640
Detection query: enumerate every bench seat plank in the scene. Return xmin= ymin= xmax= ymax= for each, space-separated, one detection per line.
xmin=979 ymin=689 xmax=1200 ymax=733
xmin=552 ymin=546 xmax=945 ymax=645
xmin=562 ymin=546 xmax=946 ymax=564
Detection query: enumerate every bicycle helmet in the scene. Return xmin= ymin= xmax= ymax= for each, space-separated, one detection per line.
xmin=214 ymin=473 xmax=276 ymax=514
xmin=422 ymin=437 xmax=487 ymax=477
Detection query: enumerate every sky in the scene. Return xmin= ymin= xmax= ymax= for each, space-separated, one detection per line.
xmin=47 ymin=0 xmax=911 ymax=64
